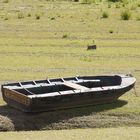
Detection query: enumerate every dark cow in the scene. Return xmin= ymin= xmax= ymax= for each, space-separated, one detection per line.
xmin=87 ymin=45 xmax=97 ymax=50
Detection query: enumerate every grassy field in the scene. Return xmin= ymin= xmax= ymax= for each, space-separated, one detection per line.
xmin=0 ymin=0 xmax=140 ymax=82
xmin=0 ymin=0 xmax=140 ymax=139
xmin=0 ymin=127 xmax=140 ymax=140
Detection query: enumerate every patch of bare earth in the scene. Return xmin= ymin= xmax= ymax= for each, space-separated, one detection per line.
xmin=0 ymin=100 xmax=139 ymax=131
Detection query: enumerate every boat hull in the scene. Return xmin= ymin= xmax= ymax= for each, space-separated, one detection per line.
xmin=2 ymin=82 xmax=135 ymax=112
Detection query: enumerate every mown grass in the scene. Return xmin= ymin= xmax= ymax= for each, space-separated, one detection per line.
xmin=0 ymin=127 xmax=140 ymax=140
xmin=0 ymin=0 xmax=139 ymax=136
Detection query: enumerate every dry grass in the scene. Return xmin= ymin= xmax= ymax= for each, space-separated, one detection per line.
xmin=0 ymin=127 xmax=140 ymax=140
xmin=0 ymin=96 xmax=140 ymax=131
xmin=0 ymin=0 xmax=139 ymax=135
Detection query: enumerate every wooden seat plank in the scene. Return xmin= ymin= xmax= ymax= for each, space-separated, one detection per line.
xmin=64 ymin=82 xmax=89 ymax=90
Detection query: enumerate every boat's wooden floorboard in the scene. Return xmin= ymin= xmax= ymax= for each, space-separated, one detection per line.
xmin=63 ymin=82 xmax=89 ymax=90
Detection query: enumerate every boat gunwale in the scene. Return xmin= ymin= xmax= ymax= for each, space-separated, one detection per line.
xmin=2 ymin=75 xmax=120 ymax=87
xmin=1 ymin=75 xmax=136 ymax=99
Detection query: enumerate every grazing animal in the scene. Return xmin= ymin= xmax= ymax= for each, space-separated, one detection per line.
xmin=87 ymin=45 xmax=97 ymax=50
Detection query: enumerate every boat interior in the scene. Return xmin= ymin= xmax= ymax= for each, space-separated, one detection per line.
xmin=3 ymin=75 xmax=122 ymax=96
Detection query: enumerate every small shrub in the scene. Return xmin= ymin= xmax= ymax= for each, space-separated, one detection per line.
xmin=27 ymin=13 xmax=31 ymax=17
xmin=18 ymin=12 xmax=24 ymax=19
xmin=81 ymin=56 xmax=92 ymax=62
xmin=122 ymin=0 xmax=129 ymax=5
xmin=38 ymin=5 xmax=44 ymax=8
xmin=35 ymin=14 xmax=40 ymax=20
xmin=50 ymin=17 xmax=55 ymax=20
xmin=57 ymin=14 xmax=61 ymax=17
xmin=70 ymin=16 xmax=73 ymax=18
xmin=80 ymin=0 xmax=94 ymax=4
xmin=122 ymin=3 xmax=125 ymax=7
xmin=3 ymin=0 xmax=9 ymax=3
xmin=108 ymin=4 xmax=111 ymax=8
xmin=116 ymin=3 xmax=121 ymax=8
xmin=121 ymin=9 xmax=131 ymax=20
xmin=80 ymin=0 xmax=88 ymax=4
xmin=108 ymin=0 xmax=120 ymax=2
xmin=136 ymin=15 xmax=140 ymax=21
xmin=138 ymin=3 xmax=140 ymax=7
xmin=130 ymin=4 xmax=137 ymax=10
xmin=102 ymin=11 xmax=109 ymax=18
xmin=108 ymin=0 xmax=128 ymax=4
xmin=109 ymin=30 xmax=113 ymax=33
xmin=4 ymin=16 xmax=9 ymax=20
xmin=62 ymin=34 xmax=68 ymax=38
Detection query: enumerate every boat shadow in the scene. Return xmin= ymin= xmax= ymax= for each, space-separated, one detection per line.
xmin=0 ymin=99 xmax=128 ymax=131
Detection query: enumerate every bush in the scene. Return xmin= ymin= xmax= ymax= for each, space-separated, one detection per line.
xmin=130 ymin=4 xmax=137 ymax=10
xmin=121 ymin=9 xmax=131 ymax=20
xmin=122 ymin=0 xmax=129 ymax=5
xmin=102 ymin=11 xmax=109 ymax=18
xmin=81 ymin=56 xmax=92 ymax=62
xmin=109 ymin=30 xmax=113 ymax=33
xmin=18 ymin=12 xmax=24 ymax=19
xmin=3 ymin=0 xmax=9 ymax=3
xmin=27 ymin=13 xmax=31 ymax=17
xmin=108 ymin=0 xmax=128 ymax=4
xmin=122 ymin=3 xmax=125 ymax=7
xmin=50 ymin=17 xmax=55 ymax=20
xmin=62 ymin=34 xmax=68 ymax=38
xmin=80 ymin=0 xmax=95 ymax=4
xmin=108 ymin=0 xmax=120 ymax=2
xmin=115 ymin=3 xmax=121 ymax=8
xmin=4 ymin=16 xmax=9 ymax=20
xmin=108 ymin=4 xmax=111 ymax=8
xmin=136 ymin=15 xmax=140 ymax=21
xmin=35 ymin=14 xmax=40 ymax=20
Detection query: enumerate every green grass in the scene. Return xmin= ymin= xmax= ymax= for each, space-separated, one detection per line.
xmin=0 ymin=0 xmax=139 ymax=136
xmin=121 ymin=9 xmax=131 ymax=20
xmin=102 ymin=11 xmax=109 ymax=18
xmin=0 ymin=127 xmax=140 ymax=140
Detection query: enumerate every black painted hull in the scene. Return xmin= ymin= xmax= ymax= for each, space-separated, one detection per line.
xmin=1 ymin=74 xmax=136 ymax=112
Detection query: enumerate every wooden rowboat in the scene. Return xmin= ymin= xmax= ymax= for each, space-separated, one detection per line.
xmin=1 ymin=74 xmax=136 ymax=112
